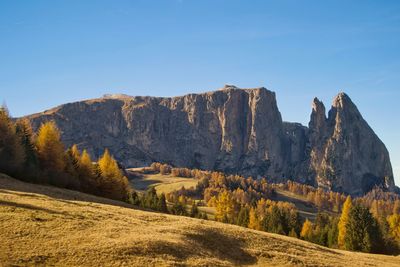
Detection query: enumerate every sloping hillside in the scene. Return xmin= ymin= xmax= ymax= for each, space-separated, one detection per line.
xmin=127 ymin=168 xmax=323 ymax=221
xmin=127 ymin=168 xmax=199 ymax=194
xmin=1 ymin=174 xmax=399 ymax=266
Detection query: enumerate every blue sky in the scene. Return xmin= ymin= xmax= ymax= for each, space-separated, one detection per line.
xmin=1 ymin=0 xmax=399 ymax=185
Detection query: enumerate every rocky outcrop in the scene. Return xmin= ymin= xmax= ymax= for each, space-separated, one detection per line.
xmin=25 ymin=86 xmax=395 ymax=195
xmin=309 ymin=93 xmax=395 ymax=195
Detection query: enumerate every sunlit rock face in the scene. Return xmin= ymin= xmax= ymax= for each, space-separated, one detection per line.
xmin=308 ymin=93 xmax=395 ymax=195
xmin=26 ymin=86 xmax=395 ymax=196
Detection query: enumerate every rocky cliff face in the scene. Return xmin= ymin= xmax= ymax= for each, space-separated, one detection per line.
xmin=308 ymin=93 xmax=395 ymax=195
xmin=26 ymin=85 xmax=395 ymax=195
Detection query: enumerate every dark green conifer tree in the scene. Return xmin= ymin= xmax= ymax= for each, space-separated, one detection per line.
xmin=190 ymin=202 xmax=199 ymax=218
xmin=170 ymin=201 xmax=187 ymax=216
xmin=0 ymin=107 xmax=25 ymax=176
xmin=345 ymin=205 xmax=382 ymax=253
xmin=236 ymin=206 xmax=250 ymax=227
xmin=158 ymin=193 xmax=168 ymax=213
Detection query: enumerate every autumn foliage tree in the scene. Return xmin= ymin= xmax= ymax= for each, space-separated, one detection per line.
xmin=98 ymin=149 xmax=130 ymax=201
xmin=64 ymin=145 xmax=101 ymax=192
xmin=73 ymin=148 xmax=98 ymax=193
xmin=300 ymin=219 xmax=313 ymax=241
xmin=248 ymin=207 xmax=261 ymax=230
xmin=215 ymin=190 xmax=236 ymax=223
xmin=0 ymin=107 xmax=135 ymax=204
xmin=36 ymin=121 xmax=67 ymax=185
xmin=36 ymin=122 xmax=65 ymax=171
xmin=338 ymin=196 xmax=352 ymax=249
xmin=61 ymin=144 xmax=110 ymax=194
xmin=387 ymin=214 xmax=400 ymax=243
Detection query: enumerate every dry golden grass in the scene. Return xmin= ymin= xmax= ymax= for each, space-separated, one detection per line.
xmin=273 ymin=189 xmax=320 ymax=221
xmin=127 ymin=169 xmax=216 ymax=218
xmin=1 ymin=173 xmax=399 ymax=267
xmin=128 ymin=171 xmax=198 ymax=194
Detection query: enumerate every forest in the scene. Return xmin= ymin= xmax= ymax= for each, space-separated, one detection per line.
xmin=151 ymin=162 xmax=400 ymax=255
xmin=0 ymin=107 xmax=130 ymax=201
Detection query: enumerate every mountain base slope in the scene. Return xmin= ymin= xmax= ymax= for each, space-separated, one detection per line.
xmin=0 ymin=174 xmax=399 ymax=266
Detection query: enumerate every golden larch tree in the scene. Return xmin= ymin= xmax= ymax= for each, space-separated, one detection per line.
xmin=98 ymin=149 xmax=121 ymax=178
xmin=248 ymin=207 xmax=261 ymax=230
xmin=80 ymin=149 xmax=93 ymax=174
xmin=215 ymin=190 xmax=235 ymax=222
xmin=338 ymin=196 xmax=352 ymax=249
xmin=387 ymin=214 xmax=400 ymax=242
xmin=36 ymin=121 xmax=65 ymax=172
xmin=70 ymin=144 xmax=81 ymax=162
xmin=300 ymin=219 xmax=313 ymax=240
xmin=78 ymin=149 xmax=97 ymax=192
xmin=98 ymin=149 xmax=130 ymax=201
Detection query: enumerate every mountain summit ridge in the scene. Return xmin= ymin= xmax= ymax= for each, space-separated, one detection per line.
xmin=25 ymin=86 xmax=395 ymax=195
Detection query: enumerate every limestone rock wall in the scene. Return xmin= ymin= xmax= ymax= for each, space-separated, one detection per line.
xmin=26 ymin=86 xmax=395 ymax=195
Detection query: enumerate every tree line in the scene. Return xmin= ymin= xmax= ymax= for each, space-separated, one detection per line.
xmin=0 ymin=107 xmax=209 ymax=221
xmin=278 ymin=180 xmax=400 ymax=218
xmin=0 ymin=107 xmax=130 ymax=201
xmin=150 ymin=162 xmax=400 ymax=255
xmin=277 ymin=180 xmax=400 ymax=253
xmin=129 ymin=187 xmax=208 ymax=219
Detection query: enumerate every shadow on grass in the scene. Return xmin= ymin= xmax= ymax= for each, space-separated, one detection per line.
xmin=183 ymin=228 xmax=257 ymax=265
xmin=120 ymin=228 xmax=257 ymax=265
xmin=0 ymin=199 xmax=68 ymax=216
xmin=129 ymin=179 xmax=161 ymax=191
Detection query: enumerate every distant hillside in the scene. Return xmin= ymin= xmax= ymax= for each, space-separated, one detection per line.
xmin=127 ymin=167 xmax=320 ymax=221
xmin=1 ymin=174 xmax=399 ymax=266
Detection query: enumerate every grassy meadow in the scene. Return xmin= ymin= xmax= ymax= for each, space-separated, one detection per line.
xmin=1 ymin=173 xmax=400 ymax=266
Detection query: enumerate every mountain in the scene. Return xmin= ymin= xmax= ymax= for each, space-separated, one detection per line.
xmin=1 ymin=173 xmax=400 ymax=266
xmin=25 ymin=85 xmax=395 ymax=195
